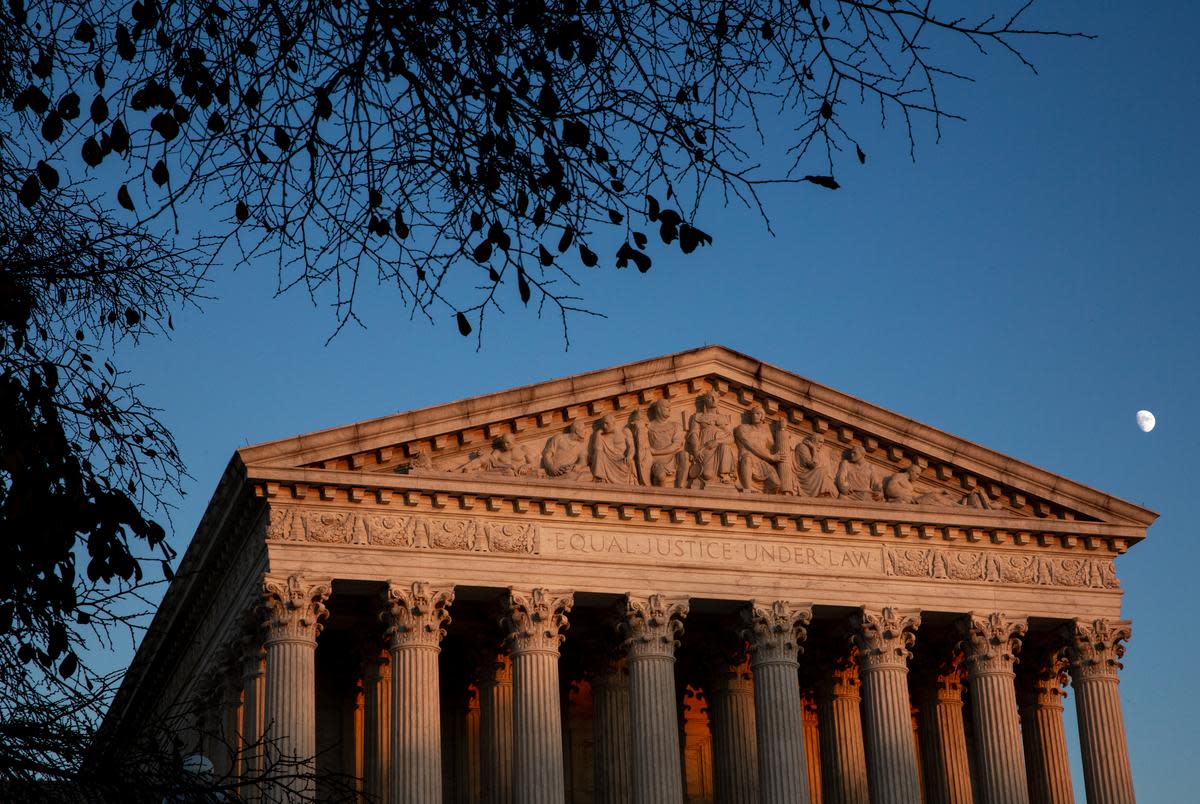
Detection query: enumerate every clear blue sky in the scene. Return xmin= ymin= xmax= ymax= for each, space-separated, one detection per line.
xmin=115 ymin=3 xmax=1198 ymax=799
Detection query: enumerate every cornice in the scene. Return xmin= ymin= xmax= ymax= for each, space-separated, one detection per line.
xmin=248 ymin=466 xmax=1142 ymax=552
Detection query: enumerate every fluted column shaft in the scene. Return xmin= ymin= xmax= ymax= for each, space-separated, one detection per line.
xmin=260 ymin=575 xmax=331 ymax=803
xmin=816 ymin=650 xmax=869 ymax=804
xmin=504 ymin=588 xmax=574 ymax=804
xmin=915 ymin=657 xmax=973 ymax=804
xmin=593 ymin=661 xmax=634 ymax=804
xmin=623 ymin=594 xmax=689 ymax=804
xmin=239 ymin=638 xmax=267 ymax=801
xmin=384 ymin=581 xmax=454 ymax=804
xmin=708 ymin=659 xmax=757 ymax=804
xmin=853 ymin=607 xmax=922 ymax=804
xmin=1066 ymin=619 xmax=1135 ymax=804
xmin=802 ymin=694 xmax=823 ymax=804
xmin=362 ymin=650 xmax=391 ymax=804
xmin=743 ymin=601 xmax=812 ymax=804
xmin=465 ymin=688 xmax=482 ymax=804
xmin=1018 ymin=646 xmax=1074 ymax=804
xmin=480 ymin=654 xmax=514 ymax=804
xmin=960 ymin=613 xmax=1029 ymax=804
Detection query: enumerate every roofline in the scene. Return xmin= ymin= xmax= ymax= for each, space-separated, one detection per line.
xmin=236 ymin=344 xmax=1157 ymax=528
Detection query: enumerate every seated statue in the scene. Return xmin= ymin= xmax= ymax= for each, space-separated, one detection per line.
xmin=836 ymin=445 xmax=881 ymax=501
xmin=883 ymin=464 xmax=922 ymax=504
xmin=684 ymin=391 xmax=737 ymax=489
xmin=457 ymin=433 xmax=537 ymax=476
xmin=733 ymin=404 xmax=783 ymax=493
xmin=541 ymin=420 xmax=592 ymax=480
xmin=793 ymin=434 xmax=837 ymax=497
xmin=590 ymin=413 xmax=635 ymax=484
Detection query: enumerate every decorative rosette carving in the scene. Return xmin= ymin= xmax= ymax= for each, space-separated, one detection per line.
xmin=741 ymin=600 xmax=812 ymax=667
xmin=1064 ymin=618 xmax=1132 ymax=683
xmin=260 ymin=574 xmax=332 ymax=644
xmin=621 ymin=593 xmax=689 ymax=659
xmin=382 ymin=581 xmax=454 ymax=650
xmin=852 ymin=607 xmax=921 ymax=671
xmin=502 ymin=587 xmax=574 ymax=655
xmin=958 ymin=612 xmax=1027 ymax=676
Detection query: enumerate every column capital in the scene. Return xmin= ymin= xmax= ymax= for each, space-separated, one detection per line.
xmin=1018 ymin=637 xmax=1070 ymax=709
xmin=621 ymin=593 xmax=688 ymax=660
xmin=383 ymin=581 xmax=454 ymax=650
xmin=959 ymin=611 xmax=1028 ymax=676
xmin=741 ymin=600 xmax=812 ymax=667
xmin=1064 ymin=618 xmax=1132 ymax=682
xmin=503 ymin=587 xmax=574 ymax=655
xmin=816 ymin=645 xmax=862 ymax=700
xmin=852 ymin=606 xmax=920 ymax=671
xmin=913 ymin=649 xmax=966 ymax=704
xmin=260 ymin=574 xmax=331 ymax=645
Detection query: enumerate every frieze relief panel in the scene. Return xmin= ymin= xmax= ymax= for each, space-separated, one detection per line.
xmin=883 ymin=545 xmax=1118 ymax=589
xmin=351 ymin=380 xmax=1067 ymax=519
xmin=266 ymin=506 xmax=538 ymax=554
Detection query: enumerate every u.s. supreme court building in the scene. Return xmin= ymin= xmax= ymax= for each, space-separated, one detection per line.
xmin=102 ymin=346 xmax=1152 ymax=803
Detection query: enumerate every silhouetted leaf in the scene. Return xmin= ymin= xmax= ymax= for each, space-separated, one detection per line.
xmin=315 ymin=88 xmax=333 ymax=119
xmin=58 ymin=652 xmax=77 ymax=679
xmin=539 ymin=244 xmax=554 ymax=266
xmin=856 ymin=144 xmax=867 ymax=164
xmin=58 ymin=92 xmax=80 ymax=119
xmin=557 ymin=226 xmax=574 ymax=252
xmin=14 ymin=85 xmax=49 ymax=114
xmin=456 ymin=312 xmax=472 ymax=336
xmin=81 ymin=136 xmax=102 ymax=167
xmin=579 ymin=244 xmax=598 ymax=267
xmin=633 ymin=231 xmax=648 ymax=249
xmin=207 ymin=111 xmax=225 ymax=133
xmin=820 ymin=100 xmax=833 ymax=120
xmin=518 ymin=268 xmax=531 ymax=304
xmin=74 ymin=20 xmax=95 ymax=43
xmin=395 ymin=208 xmax=410 ymax=238
xmin=124 ymin=307 xmax=141 ymax=326
xmin=236 ymin=200 xmax=249 ymax=222
xmin=93 ymin=61 xmax=105 ymax=89
xmin=110 ymin=119 xmax=129 ymax=153
xmin=18 ymin=174 xmax=40 ymax=208
xmin=90 ymin=94 xmax=108 ymax=124
xmin=678 ymin=224 xmax=713 ymax=254
xmin=802 ymin=175 xmax=840 ymax=190
xmin=36 ymin=160 xmax=59 ymax=191
xmin=116 ymin=24 xmax=135 ymax=60
xmin=32 ymin=49 xmax=52 ymax=79
xmin=608 ymin=209 xmax=623 ymax=225
xmin=273 ymin=126 xmax=291 ymax=150
xmin=369 ymin=188 xmax=383 ymax=208
xmin=116 ymin=185 xmax=136 ymax=211
xmin=470 ymin=211 xmax=483 ymax=231
xmin=822 ymin=15 xmax=831 ymax=32
xmin=646 ymin=195 xmax=660 ymax=222
xmin=149 ymin=160 xmax=168 ymax=186
xmin=150 ymin=112 xmax=179 ymax=141
xmin=41 ymin=111 xmax=63 ymax=142
xmin=473 ymin=241 xmax=493 ymax=262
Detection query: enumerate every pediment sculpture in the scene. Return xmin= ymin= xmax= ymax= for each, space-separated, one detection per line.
xmin=398 ymin=386 xmax=1010 ymax=514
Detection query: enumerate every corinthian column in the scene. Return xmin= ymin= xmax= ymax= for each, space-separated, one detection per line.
xmin=815 ymin=647 xmax=869 ymax=804
xmin=503 ymin=588 xmax=574 ymax=804
xmin=260 ymin=574 xmax=331 ymax=801
xmin=361 ymin=647 xmax=391 ymax=804
xmin=383 ymin=581 xmax=454 ymax=804
xmin=913 ymin=653 xmax=972 ymax=804
xmin=852 ymin=607 xmax=922 ymax=804
xmin=479 ymin=653 xmax=514 ymax=804
xmin=1018 ymin=642 xmax=1074 ymax=804
xmin=1065 ymin=619 xmax=1135 ymax=804
xmin=959 ymin=612 xmax=1029 ymax=804
xmin=239 ymin=628 xmax=267 ymax=801
xmin=621 ymin=594 xmax=689 ymax=804
xmin=742 ymin=601 xmax=813 ymax=804
xmin=592 ymin=659 xmax=633 ymax=804
xmin=707 ymin=656 xmax=757 ymax=804
xmin=802 ymin=693 xmax=823 ymax=804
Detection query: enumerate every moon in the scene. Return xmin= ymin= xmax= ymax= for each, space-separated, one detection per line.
xmin=1136 ymin=410 xmax=1156 ymax=433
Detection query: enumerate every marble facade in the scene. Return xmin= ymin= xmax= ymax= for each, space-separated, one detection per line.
xmin=102 ymin=346 xmax=1153 ymax=803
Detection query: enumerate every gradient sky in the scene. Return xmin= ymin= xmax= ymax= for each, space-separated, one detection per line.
xmin=110 ymin=3 xmax=1199 ymax=799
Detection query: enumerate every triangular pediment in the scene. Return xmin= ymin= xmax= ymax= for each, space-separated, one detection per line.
xmin=237 ymin=346 xmax=1155 ymax=530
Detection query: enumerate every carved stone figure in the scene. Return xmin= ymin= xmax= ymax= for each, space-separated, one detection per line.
xmin=733 ymin=404 xmax=784 ymax=493
xmin=792 ymin=434 xmax=837 ymax=498
xmin=836 ymin=445 xmax=881 ymax=501
xmin=684 ymin=391 xmax=737 ymax=489
xmin=541 ymin=420 xmax=591 ymax=480
xmin=457 ymin=433 xmax=537 ymax=476
xmin=632 ymin=398 xmax=687 ymax=487
xmin=883 ymin=464 xmax=922 ymax=504
xmin=590 ymin=413 xmax=635 ymax=484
